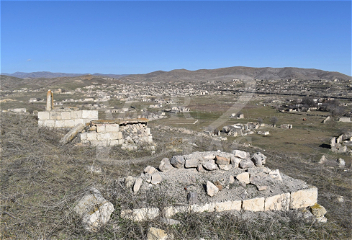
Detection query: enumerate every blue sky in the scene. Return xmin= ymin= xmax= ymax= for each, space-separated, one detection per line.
xmin=1 ymin=1 xmax=351 ymax=75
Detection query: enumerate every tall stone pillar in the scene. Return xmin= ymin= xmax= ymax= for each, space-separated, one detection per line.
xmin=46 ymin=90 xmax=54 ymax=111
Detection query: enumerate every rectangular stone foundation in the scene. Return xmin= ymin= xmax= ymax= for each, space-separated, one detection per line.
xmin=121 ymin=187 xmax=318 ymax=221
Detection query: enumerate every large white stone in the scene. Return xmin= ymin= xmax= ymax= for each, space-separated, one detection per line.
xmin=74 ymin=188 xmax=114 ymax=232
xmin=81 ymin=132 xmax=87 ymax=141
xmin=97 ymin=133 xmax=111 ymax=141
xmin=82 ymin=110 xmax=99 ymax=119
xmin=86 ymin=132 xmax=97 ymax=141
xmin=290 ymin=187 xmax=318 ymax=209
xmin=105 ymin=124 xmax=119 ymax=132
xmin=215 ymin=200 xmax=241 ymax=212
xmin=55 ymin=120 xmax=66 ymax=128
xmin=236 ymin=172 xmax=250 ymax=184
xmin=44 ymin=120 xmax=55 ymax=127
xmin=190 ymin=202 xmax=216 ymax=213
xmin=71 ymin=110 xmax=82 ymax=119
xmin=242 ymin=197 xmax=265 ymax=211
xmin=38 ymin=111 xmax=50 ymax=120
xmin=147 ymin=227 xmax=168 ymax=240
xmin=133 ymin=177 xmax=143 ymax=193
xmin=164 ymin=206 xmax=189 ymax=218
xmin=64 ymin=120 xmax=75 ymax=128
xmin=232 ymin=150 xmax=249 ymax=159
xmin=110 ymin=132 xmax=123 ymax=140
xmin=206 ymin=181 xmax=219 ymax=197
xmin=96 ymin=124 xmax=106 ymax=133
xmin=61 ymin=111 xmax=71 ymax=120
xmin=50 ymin=111 xmax=62 ymax=120
xmin=121 ymin=207 xmax=159 ymax=222
xmin=265 ymin=193 xmax=290 ymax=211
xmin=74 ymin=119 xmax=85 ymax=125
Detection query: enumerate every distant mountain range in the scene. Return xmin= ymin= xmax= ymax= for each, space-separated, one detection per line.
xmin=119 ymin=66 xmax=351 ymax=82
xmin=1 ymin=71 xmax=127 ymax=79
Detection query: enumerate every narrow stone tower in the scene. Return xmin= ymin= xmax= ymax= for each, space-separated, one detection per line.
xmin=46 ymin=90 xmax=54 ymax=111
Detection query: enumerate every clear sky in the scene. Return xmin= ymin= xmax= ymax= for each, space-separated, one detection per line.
xmin=1 ymin=1 xmax=351 ymax=75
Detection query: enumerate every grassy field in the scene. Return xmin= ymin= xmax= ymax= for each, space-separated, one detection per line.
xmin=1 ymin=94 xmax=351 ymax=239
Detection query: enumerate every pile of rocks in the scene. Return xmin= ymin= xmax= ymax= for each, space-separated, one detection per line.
xmin=80 ymin=120 xmax=154 ymax=150
xmin=120 ymin=123 xmax=153 ymax=151
xmin=121 ymin=150 xmax=321 ymax=222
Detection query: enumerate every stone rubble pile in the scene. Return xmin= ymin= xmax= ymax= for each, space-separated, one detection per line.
xmin=80 ymin=120 xmax=154 ymax=150
xmin=120 ymin=150 xmax=323 ymax=222
xmin=120 ymin=123 xmax=153 ymax=151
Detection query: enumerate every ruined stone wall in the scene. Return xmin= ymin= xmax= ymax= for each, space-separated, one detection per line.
xmin=38 ymin=110 xmax=98 ymax=128
xmin=80 ymin=120 xmax=153 ymax=148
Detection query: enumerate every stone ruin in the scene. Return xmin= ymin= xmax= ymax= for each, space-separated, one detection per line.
xmin=80 ymin=119 xmax=153 ymax=149
xmin=38 ymin=90 xmax=99 ymax=128
xmin=38 ymin=90 xmax=154 ymax=149
xmin=330 ymin=134 xmax=349 ymax=153
xmin=119 ymin=150 xmax=325 ymax=223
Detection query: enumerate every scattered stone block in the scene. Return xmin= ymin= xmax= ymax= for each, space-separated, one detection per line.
xmin=147 ymin=227 xmax=168 ymax=240
xmin=310 ymin=203 xmax=327 ymax=218
xmin=319 ymin=155 xmax=327 ymax=164
xmin=290 ymin=187 xmax=318 ymax=209
xmin=219 ymin=164 xmax=232 ymax=171
xmin=215 ymin=155 xmax=230 ymax=165
xmin=337 ymin=158 xmax=345 ymax=167
xmin=170 ymin=156 xmax=185 ymax=168
xmin=242 ymin=197 xmax=265 ymax=212
xmin=229 ymin=175 xmax=235 ymax=184
xmin=144 ymin=166 xmax=157 ymax=175
xmin=232 ymin=150 xmax=249 ymax=159
xmin=215 ymin=200 xmax=241 ymax=212
xmin=202 ymin=153 xmax=215 ymax=160
xmin=151 ymin=173 xmax=162 ymax=184
xmin=252 ymin=152 xmax=267 ymax=166
xmin=133 ymin=177 xmax=143 ymax=193
xmin=206 ymin=181 xmax=219 ymax=197
xmin=239 ymin=159 xmax=254 ymax=169
xmin=73 ymin=187 xmax=114 ymax=232
xmin=125 ymin=176 xmax=136 ymax=189
xmin=230 ymin=157 xmax=241 ymax=168
xmin=265 ymin=193 xmax=290 ymax=211
xmin=203 ymin=161 xmax=218 ymax=171
xmin=185 ymin=158 xmax=199 ymax=168
xmin=159 ymin=158 xmax=174 ymax=172
xmin=236 ymin=172 xmax=250 ymax=184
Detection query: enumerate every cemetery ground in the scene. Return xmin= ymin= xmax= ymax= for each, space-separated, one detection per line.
xmin=1 ymin=97 xmax=351 ymax=239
